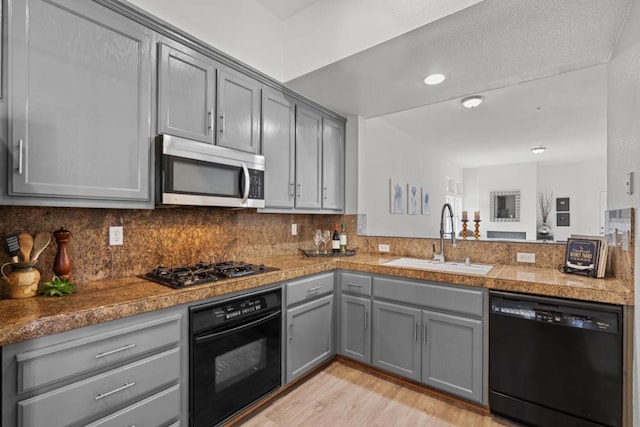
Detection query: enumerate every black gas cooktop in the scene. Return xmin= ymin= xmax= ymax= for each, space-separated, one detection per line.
xmin=140 ymin=261 xmax=277 ymax=288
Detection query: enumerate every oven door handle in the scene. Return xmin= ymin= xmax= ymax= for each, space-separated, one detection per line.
xmin=194 ymin=309 xmax=281 ymax=343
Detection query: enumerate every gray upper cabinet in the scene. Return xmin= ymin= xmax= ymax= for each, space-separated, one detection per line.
xmin=217 ymin=68 xmax=261 ymax=154
xmin=158 ymin=42 xmax=216 ymax=144
xmin=372 ymin=300 xmax=421 ymax=382
xmin=321 ymin=117 xmax=345 ymax=211
xmin=8 ymin=0 xmax=152 ymax=204
xmin=421 ymin=309 xmax=483 ymax=403
xmin=294 ymin=104 xmax=323 ymax=209
xmin=262 ymin=89 xmax=295 ymax=208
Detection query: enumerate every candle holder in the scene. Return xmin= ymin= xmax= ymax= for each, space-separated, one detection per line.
xmin=461 ymin=220 xmax=469 ymax=239
xmin=473 ymin=220 xmax=481 ymax=240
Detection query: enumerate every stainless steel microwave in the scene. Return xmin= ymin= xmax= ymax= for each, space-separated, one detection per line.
xmin=156 ymin=135 xmax=265 ymax=208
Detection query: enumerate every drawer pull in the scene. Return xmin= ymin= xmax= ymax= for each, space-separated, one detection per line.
xmin=95 ymin=343 xmax=136 ymax=359
xmin=346 ymin=283 xmax=363 ymax=287
xmin=95 ymin=382 xmax=136 ymax=400
xmin=307 ymin=286 xmax=323 ymax=293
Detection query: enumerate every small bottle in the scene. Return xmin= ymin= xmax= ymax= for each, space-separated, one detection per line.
xmin=339 ymin=223 xmax=347 ymax=254
xmin=332 ymin=224 xmax=340 ymax=253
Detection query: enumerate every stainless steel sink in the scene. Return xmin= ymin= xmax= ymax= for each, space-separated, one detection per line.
xmin=383 ymin=257 xmax=493 ymax=275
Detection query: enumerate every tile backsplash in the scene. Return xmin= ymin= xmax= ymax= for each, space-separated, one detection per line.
xmin=0 ymin=207 xmax=633 ymax=287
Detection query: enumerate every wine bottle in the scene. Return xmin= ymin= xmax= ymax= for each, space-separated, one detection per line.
xmin=332 ymin=224 xmax=340 ymax=253
xmin=339 ymin=223 xmax=347 ymax=254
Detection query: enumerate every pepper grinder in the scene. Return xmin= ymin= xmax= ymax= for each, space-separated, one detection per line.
xmin=53 ymin=227 xmax=71 ymax=279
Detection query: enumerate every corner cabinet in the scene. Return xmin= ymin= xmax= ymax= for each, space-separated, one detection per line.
xmin=1 ymin=307 xmax=187 ymax=427
xmin=7 ymin=0 xmax=153 ymax=207
xmin=261 ymin=96 xmax=345 ymax=213
xmin=285 ymin=273 xmax=335 ymax=383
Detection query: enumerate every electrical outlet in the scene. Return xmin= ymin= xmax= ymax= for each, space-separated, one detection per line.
xmin=109 ymin=226 xmax=123 ymax=246
xmin=378 ymin=244 xmax=390 ymax=253
xmin=517 ymin=252 xmax=535 ymax=263
xmin=291 ymin=224 xmax=297 ymax=236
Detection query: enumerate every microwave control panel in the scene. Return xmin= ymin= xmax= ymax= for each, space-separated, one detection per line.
xmin=248 ymin=169 xmax=264 ymax=200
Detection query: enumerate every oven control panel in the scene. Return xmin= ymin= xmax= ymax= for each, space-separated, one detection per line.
xmin=224 ymin=298 xmax=264 ymax=319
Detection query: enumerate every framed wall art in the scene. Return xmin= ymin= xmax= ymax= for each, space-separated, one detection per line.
xmin=556 ymin=197 xmax=570 ymax=212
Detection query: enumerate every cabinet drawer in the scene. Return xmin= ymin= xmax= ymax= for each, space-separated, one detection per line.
xmin=85 ymin=384 xmax=180 ymax=427
xmin=373 ymin=277 xmax=484 ymax=317
xmin=340 ymin=272 xmax=372 ymax=296
xmin=16 ymin=314 xmax=181 ymax=393
xmin=18 ymin=347 xmax=180 ymax=427
xmin=286 ymin=272 xmax=334 ymax=306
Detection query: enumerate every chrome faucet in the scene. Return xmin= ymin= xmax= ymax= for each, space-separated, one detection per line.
xmin=434 ymin=203 xmax=456 ymax=263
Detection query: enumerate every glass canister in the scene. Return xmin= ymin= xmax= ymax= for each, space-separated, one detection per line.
xmin=1 ymin=262 xmax=40 ymax=298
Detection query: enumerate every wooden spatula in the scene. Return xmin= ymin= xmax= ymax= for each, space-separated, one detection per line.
xmin=31 ymin=231 xmax=51 ymax=262
xmin=18 ymin=233 xmax=34 ymax=262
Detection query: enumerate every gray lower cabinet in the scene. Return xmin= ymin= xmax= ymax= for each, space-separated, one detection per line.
xmin=286 ymin=294 xmax=334 ymax=383
xmin=217 ymin=68 xmax=262 ymax=154
xmin=158 ymin=41 xmax=217 ymax=144
xmin=262 ymin=89 xmax=296 ymax=208
xmin=1 ymin=307 xmax=186 ymax=427
xmin=372 ymin=300 xmax=422 ymax=382
xmin=340 ymin=295 xmax=371 ymax=364
xmin=8 ymin=0 xmax=153 ymax=206
xmin=421 ymin=309 xmax=483 ymax=403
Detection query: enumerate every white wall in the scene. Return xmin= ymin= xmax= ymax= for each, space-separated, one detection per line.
xmin=608 ymin=0 xmax=640 ymax=423
xmin=358 ymin=117 xmax=462 ymax=238
xmin=128 ymin=0 xmax=285 ymax=80
xmin=537 ymin=158 xmax=607 ymax=241
xmin=464 ymin=163 xmax=537 ymax=239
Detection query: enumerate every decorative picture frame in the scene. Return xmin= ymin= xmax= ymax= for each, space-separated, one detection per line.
xmin=407 ymin=183 xmax=420 ymax=215
xmin=557 ymin=212 xmax=570 ymax=227
xmin=421 ymin=188 xmax=431 ymax=215
xmin=390 ymin=179 xmax=405 ymax=214
xmin=556 ymin=197 xmax=570 ymax=212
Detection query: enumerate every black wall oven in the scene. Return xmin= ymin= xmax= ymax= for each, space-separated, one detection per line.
xmin=189 ymin=289 xmax=282 ymax=426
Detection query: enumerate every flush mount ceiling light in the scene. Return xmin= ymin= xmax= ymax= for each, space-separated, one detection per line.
xmin=461 ymin=95 xmax=484 ymax=108
xmin=423 ymin=74 xmax=446 ymax=85
xmin=530 ymin=145 xmax=546 ymax=154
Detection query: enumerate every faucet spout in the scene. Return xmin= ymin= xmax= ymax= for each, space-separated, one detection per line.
xmin=436 ymin=203 xmax=456 ymax=262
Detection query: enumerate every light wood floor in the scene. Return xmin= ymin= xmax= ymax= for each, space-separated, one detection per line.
xmin=237 ymin=361 xmax=521 ymax=426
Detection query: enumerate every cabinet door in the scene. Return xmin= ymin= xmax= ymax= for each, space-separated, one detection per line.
xmin=321 ymin=117 xmax=344 ymax=211
xmin=9 ymin=0 xmax=152 ymax=202
xmin=422 ymin=309 xmax=483 ymax=403
xmin=217 ymin=68 xmax=261 ymax=153
xmin=372 ymin=301 xmax=421 ymax=382
xmin=262 ymin=89 xmax=295 ymax=208
xmin=340 ymin=295 xmax=371 ymax=364
xmin=158 ymin=43 xmax=216 ymax=144
xmin=294 ymin=105 xmax=322 ymax=209
xmin=286 ymin=294 xmax=334 ymax=383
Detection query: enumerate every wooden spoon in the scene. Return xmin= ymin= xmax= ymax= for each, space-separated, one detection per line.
xmin=31 ymin=231 xmax=51 ymax=262
xmin=18 ymin=233 xmax=34 ymax=262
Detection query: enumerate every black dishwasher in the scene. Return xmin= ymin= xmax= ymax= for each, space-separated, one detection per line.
xmin=489 ymin=291 xmax=622 ymax=427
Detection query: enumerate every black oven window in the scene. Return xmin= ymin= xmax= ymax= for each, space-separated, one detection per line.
xmin=215 ymin=337 xmax=267 ymax=392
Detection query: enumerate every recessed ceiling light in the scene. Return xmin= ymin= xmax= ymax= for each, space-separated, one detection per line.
xmin=461 ymin=95 xmax=484 ymax=108
xmin=424 ymin=74 xmax=446 ymax=85
xmin=530 ymin=146 xmax=546 ymax=154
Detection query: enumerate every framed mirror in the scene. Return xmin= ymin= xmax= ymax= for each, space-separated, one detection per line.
xmin=490 ymin=191 xmax=520 ymax=222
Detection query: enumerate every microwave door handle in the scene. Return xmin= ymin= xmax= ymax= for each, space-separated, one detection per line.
xmin=241 ymin=162 xmax=250 ymax=204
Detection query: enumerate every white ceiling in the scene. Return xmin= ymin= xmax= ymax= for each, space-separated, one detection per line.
xmin=277 ymin=0 xmax=631 ymax=168
xmin=255 ymin=0 xmax=321 ymax=20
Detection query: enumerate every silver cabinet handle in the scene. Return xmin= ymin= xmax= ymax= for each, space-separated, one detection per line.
xmin=17 ymin=139 xmax=23 ymax=175
xmin=219 ymin=114 xmax=225 ymax=134
xmin=323 ymin=187 xmax=328 ymax=199
xmin=415 ymin=322 xmax=419 ymax=342
xmin=289 ymin=323 xmax=293 ymax=341
xmin=289 ymin=183 xmax=295 ymax=198
xmin=307 ymin=286 xmax=322 ymax=293
xmin=346 ymin=283 xmax=363 ymax=288
xmin=95 ymin=343 xmax=136 ymax=359
xmin=364 ymin=310 xmax=368 ymax=330
xmin=297 ymin=184 xmax=302 ymax=198
xmin=241 ymin=162 xmax=250 ymax=204
xmin=95 ymin=382 xmax=136 ymax=400
xmin=208 ymin=109 xmax=214 ymax=132
xmin=424 ymin=324 xmax=428 ymax=343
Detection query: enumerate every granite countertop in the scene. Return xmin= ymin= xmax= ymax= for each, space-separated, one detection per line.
xmin=0 ymin=254 xmax=633 ymax=347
